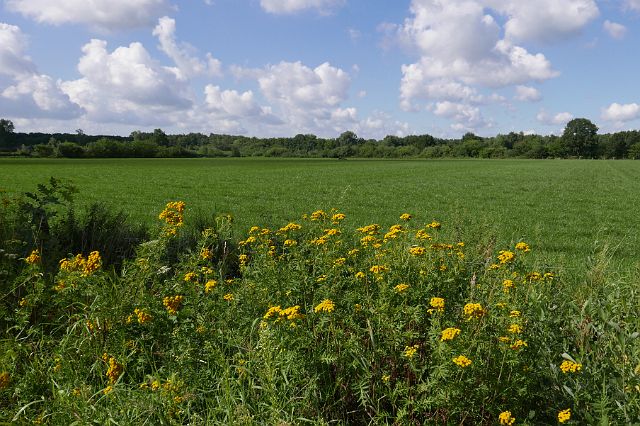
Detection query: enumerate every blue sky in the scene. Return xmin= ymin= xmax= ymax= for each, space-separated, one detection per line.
xmin=1 ymin=0 xmax=640 ymax=138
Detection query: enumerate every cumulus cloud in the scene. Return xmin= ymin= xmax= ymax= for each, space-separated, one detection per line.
xmin=603 ymin=20 xmax=627 ymax=39
xmin=153 ymin=17 xmax=223 ymax=80
xmin=396 ymin=0 xmax=564 ymax=131
xmin=5 ymin=0 xmax=172 ymax=30
xmin=623 ymin=0 xmax=640 ymax=11
xmin=259 ymin=0 xmax=345 ymax=15
xmin=491 ymin=0 xmax=599 ymax=44
xmin=514 ymin=85 xmax=542 ymax=102
xmin=536 ymin=109 xmax=574 ymax=125
xmin=60 ymin=39 xmax=192 ymax=124
xmin=601 ymin=102 xmax=640 ymax=122
xmin=0 ymin=23 xmax=81 ymax=118
xmin=431 ymin=101 xmax=489 ymax=131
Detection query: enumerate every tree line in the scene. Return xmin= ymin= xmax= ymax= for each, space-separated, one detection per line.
xmin=1 ymin=118 xmax=639 ymax=159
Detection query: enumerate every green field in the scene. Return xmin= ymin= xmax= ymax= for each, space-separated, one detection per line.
xmin=2 ymin=157 xmax=639 ymax=270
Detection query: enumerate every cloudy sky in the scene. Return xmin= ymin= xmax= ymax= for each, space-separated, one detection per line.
xmin=1 ymin=0 xmax=639 ymax=138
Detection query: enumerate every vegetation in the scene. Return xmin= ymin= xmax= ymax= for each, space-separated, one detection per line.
xmin=2 ymin=118 xmax=640 ymax=159
xmin=1 ymin=187 xmax=638 ymax=424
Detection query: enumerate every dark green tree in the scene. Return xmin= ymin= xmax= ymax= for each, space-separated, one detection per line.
xmin=0 ymin=119 xmax=15 ymax=149
xmin=561 ymin=118 xmax=599 ymax=158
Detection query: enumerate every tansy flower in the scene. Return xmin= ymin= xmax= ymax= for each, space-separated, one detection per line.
xmin=238 ymin=254 xmax=248 ymax=265
xmin=463 ymin=303 xmax=486 ymax=319
xmin=158 ymin=201 xmax=185 ymax=227
xmin=560 ymin=360 xmax=582 ymax=373
xmin=503 ymin=279 xmax=515 ymax=293
xmin=440 ymin=327 xmax=461 ymax=342
xmin=515 ymin=242 xmax=530 ymax=252
xmin=510 ymin=340 xmax=528 ymax=350
xmin=310 ymin=210 xmax=327 ymax=221
xmin=184 ymin=272 xmax=197 ymax=283
xmin=331 ymin=213 xmax=346 ymax=223
xmin=426 ymin=221 xmax=441 ymax=229
xmin=314 ymin=299 xmax=335 ymax=313
xmin=205 ymin=280 xmax=217 ymax=293
xmin=394 ymin=283 xmax=410 ymax=293
xmin=370 ymin=265 xmax=388 ymax=274
xmin=498 ymin=250 xmax=515 ymax=264
xmin=163 ymin=295 xmax=184 ymax=315
xmin=403 ymin=344 xmax=419 ymax=359
xmin=357 ymin=224 xmax=380 ymax=234
xmin=558 ymin=409 xmax=571 ymax=423
xmin=509 ymin=310 xmax=521 ymax=317
xmin=428 ymin=297 xmax=445 ymax=314
xmin=452 ymin=355 xmax=472 ymax=367
xmin=400 ymin=213 xmax=412 ymax=221
xmin=499 ymin=411 xmax=516 ymax=425
xmin=355 ymin=271 xmax=365 ymax=280
xmin=223 ymin=293 xmax=234 ymax=302
xmin=105 ymin=357 xmax=123 ymax=384
xmin=409 ymin=246 xmax=426 ymax=256
xmin=200 ymin=248 xmax=213 ymax=260
xmin=25 ymin=249 xmax=41 ymax=264
xmin=334 ymin=257 xmax=346 ymax=266
xmin=415 ymin=230 xmax=432 ymax=240
xmin=284 ymin=239 xmax=297 ymax=247
xmin=508 ymin=324 xmax=522 ymax=334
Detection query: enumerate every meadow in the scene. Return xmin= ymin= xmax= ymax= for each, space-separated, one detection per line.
xmin=1 ymin=158 xmax=639 ymax=424
xmin=2 ymin=157 xmax=640 ymax=270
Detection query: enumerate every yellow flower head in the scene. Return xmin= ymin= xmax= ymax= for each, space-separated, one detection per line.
xmin=200 ymin=248 xmax=213 ymax=260
xmin=223 ymin=293 xmax=234 ymax=302
xmin=369 ymin=265 xmax=388 ymax=274
xmin=558 ymin=408 xmax=571 ymax=423
xmin=25 ymin=249 xmax=41 ymax=265
xmin=331 ymin=213 xmax=346 ymax=223
xmin=452 ymin=355 xmax=472 ymax=368
xmin=310 ymin=210 xmax=327 ymax=221
xmin=400 ymin=213 xmax=412 ymax=221
xmin=510 ymin=339 xmax=528 ymax=350
xmin=205 ymin=279 xmax=217 ymax=293
xmin=498 ymin=250 xmax=515 ymax=264
xmin=508 ymin=324 xmax=522 ymax=334
xmin=355 ymin=271 xmax=366 ymax=280
xmin=502 ymin=279 xmax=515 ymax=293
xmin=163 ymin=295 xmax=184 ymax=315
xmin=415 ymin=229 xmax=432 ymax=240
xmin=105 ymin=356 xmax=123 ymax=384
xmin=284 ymin=239 xmax=297 ymax=247
xmin=394 ymin=283 xmax=410 ymax=293
xmin=463 ymin=303 xmax=486 ymax=319
xmin=426 ymin=221 xmax=441 ymax=229
xmin=428 ymin=297 xmax=445 ymax=314
xmin=184 ymin=272 xmax=198 ymax=283
xmin=498 ymin=411 xmax=516 ymax=425
xmin=357 ymin=224 xmax=380 ymax=235
xmin=515 ymin=242 xmax=530 ymax=252
xmin=403 ymin=344 xmax=419 ymax=359
xmin=159 ymin=201 xmax=185 ymax=227
xmin=314 ymin=299 xmax=335 ymax=313
xmin=440 ymin=327 xmax=461 ymax=342
xmin=409 ymin=246 xmax=426 ymax=256
xmin=560 ymin=360 xmax=582 ymax=373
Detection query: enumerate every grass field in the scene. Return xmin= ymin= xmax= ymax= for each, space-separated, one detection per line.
xmin=2 ymin=157 xmax=640 ymax=270
xmin=2 ymin=157 xmax=640 ymax=424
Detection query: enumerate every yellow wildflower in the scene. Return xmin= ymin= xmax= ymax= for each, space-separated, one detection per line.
xmin=558 ymin=409 xmax=571 ymax=423
xmin=360 ymin=235 xmax=378 ymax=246
xmin=238 ymin=254 xmax=248 ymax=265
xmin=503 ymin=279 xmax=515 ymax=293
xmin=382 ymin=374 xmax=391 ymax=383
xmin=409 ymin=246 xmax=426 ymax=256
xmin=334 ymin=257 xmax=346 ymax=266
xmin=223 ymin=293 xmax=234 ymax=302
xmin=499 ymin=411 xmax=516 ymax=425
xmin=369 ymin=265 xmax=388 ymax=274
xmin=310 ymin=210 xmax=327 ymax=221
xmin=394 ymin=283 xmax=410 ymax=293
xmin=403 ymin=344 xmax=419 ymax=359
xmin=278 ymin=222 xmax=302 ymax=233
xmin=415 ymin=229 xmax=432 ymax=240
xmin=560 ymin=360 xmax=582 ymax=373
xmin=440 ymin=327 xmax=461 ymax=342
xmin=314 ymin=299 xmax=335 ymax=313
xmin=134 ymin=308 xmax=151 ymax=324
xmin=25 ymin=249 xmax=41 ymax=264
xmin=105 ymin=357 xmax=123 ymax=384
xmin=158 ymin=201 xmax=185 ymax=227
xmin=498 ymin=250 xmax=515 ymax=264
xmin=103 ymin=385 xmax=113 ymax=395
xmin=426 ymin=221 xmax=441 ymax=229
xmin=200 ymin=248 xmax=213 ymax=260
xmin=510 ymin=340 xmax=528 ymax=350
xmin=508 ymin=324 xmax=522 ymax=334
xmin=284 ymin=239 xmax=297 ymax=247
xmin=184 ymin=272 xmax=197 ymax=283
xmin=163 ymin=295 xmax=184 ymax=315
xmin=205 ymin=279 xmax=217 ymax=293
xmin=331 ymin=213 xmax=346 ymax=223
xmin=400 ymin=213 xmax=412 ymax=221
xmin=526 ymin=271 xmax=542 ymax=282
xmin=325 ymin=228 xmax=341 ymax=236
xmin=428 ymin=297 xmax=445 ymax=314
xmin=357 ymin=224 xmax=380 ymax=234
xmin=348 ymin=248 xmax=359 ymax=256
xmin=463 ymin=303 xmax=486 ymax=319
xmin=0 ymin=372 xmax=9 ymax=389
xmin=509 ymin=310 xmax=521 ymax=318
xmin=515 ymin=242 xmax=530 ymax=252
xmin=355 ymin=271 xmax=365 ymax=280
xmin=452 ymin=355 xmax=472 ymax=367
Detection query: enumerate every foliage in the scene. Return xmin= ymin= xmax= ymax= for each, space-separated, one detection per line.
xmin=562 ymin=118 xmax=599 ymax=158
xmin=1 ymin=203 xmax=638 ymax=424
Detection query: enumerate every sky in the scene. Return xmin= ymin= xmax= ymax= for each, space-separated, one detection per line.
xmin=1 ymin=0 xmax=640 ymax=139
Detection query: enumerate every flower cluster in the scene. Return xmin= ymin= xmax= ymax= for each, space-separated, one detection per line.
xmin=558 ymin=408 xmax=571 ymax=423
xmin=498 ymin=411 xmax=516 ymax=425
xmin=314 ymin=299 xmax=335 ymax=313
xmin=263 ymin=305 xmax=304 ymax=322
xmin=59 ymin=251 xmax=102 ymax=277
xmin=104 ymin=355 xmax=123 ymax=384
xmin=394 ymin=283 xmax=409 ymax=293
xmin=440 ymin=327 xmax=461 ymax=342
xmin=127 ymin=308 xmax=152 ymax=325
xmin=163 ymin=295 xmax=184 ymax=315
xmin=452 ymin=355 xmax=472 ymax=368
xmin=25 ymin=249 xmax=41 ymax=264
xmin=403 ymin=344 xmax=419 ymax=359
xmin=497 ymin=250 xmax=515 ymax=264
xmin=560 ymin=360 xmax=582 ymax=373
xmin=159 ymin=201 xmax=185 ymax=227
xmin=428 ymin=297 xmax=445 ymax=314
xmin=463 ymin=303 xmax=486 ymax=319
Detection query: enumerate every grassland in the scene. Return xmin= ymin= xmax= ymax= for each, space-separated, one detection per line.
xmin=2 ymin=157 xmax=640 ymax=270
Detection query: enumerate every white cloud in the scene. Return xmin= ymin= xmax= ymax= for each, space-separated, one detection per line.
xmin=601 ymin=102 xmax=640 ymax=122
xmin=0 ymin=23 xmax=81 ymax=118
xmin=536 ymin=109 xmax=574 ymax=125
xmin=259 ymin=0 xmax=345 ymax=14
xmin=492 ymin=0 xmax=599 ymax=44
xmin=60 ymin=39 xmax=192 ymax=124
xmin=514 ymin=85 xmax=542 ymax=102
xmin=6 ymin=0 xmax=172 ymax=30
xmin=603 ymin=20 xmax=627 ymax=40
xmin=153 ymin=17 xmax=223 ymax=80
xmin=623 ymin=0 xmax=640 ymax=11
xmin=431 ymin=101 xmax=489 ymax=130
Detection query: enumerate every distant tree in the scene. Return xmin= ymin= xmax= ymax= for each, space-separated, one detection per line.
xmin=561 ymin=118 xmax=599 ymax=158
xmin=337 ymin=131 xmax=359 ymax=146
xmin=0 ymin=119 xmax=15 ymax=149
